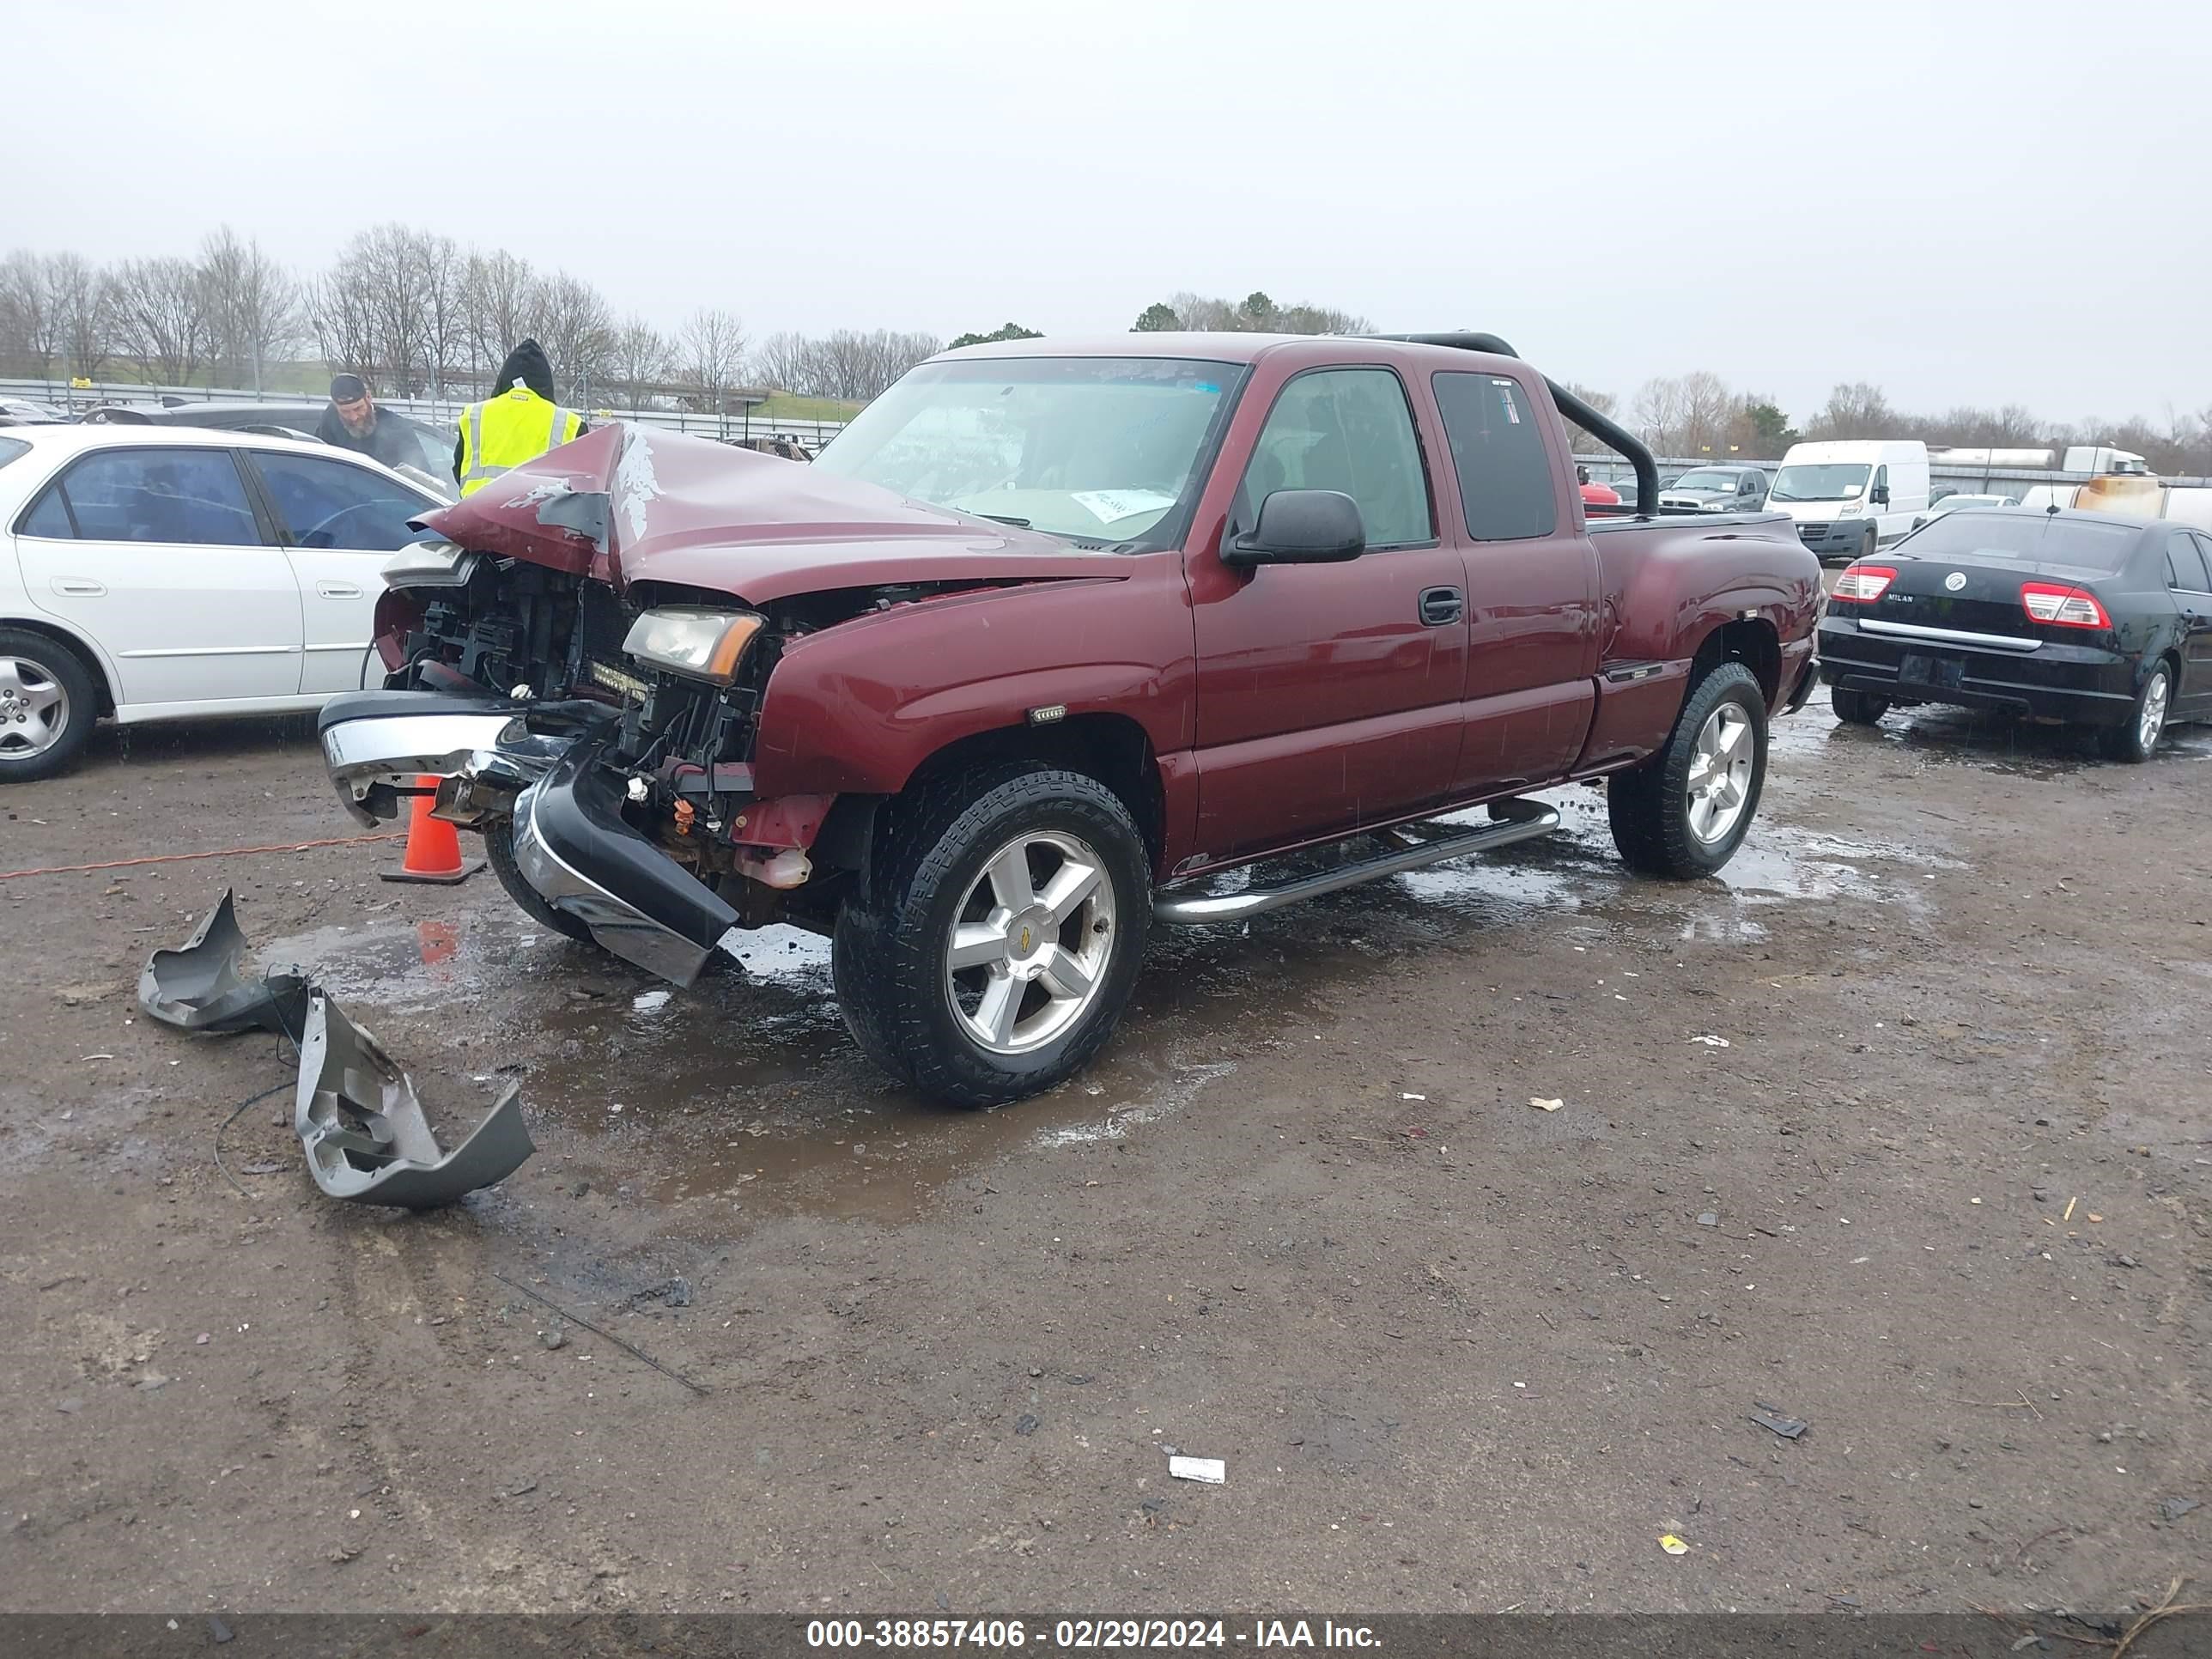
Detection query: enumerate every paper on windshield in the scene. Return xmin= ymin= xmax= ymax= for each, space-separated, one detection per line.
xmin=1070 ymin=488 xmax=1179 ymax=525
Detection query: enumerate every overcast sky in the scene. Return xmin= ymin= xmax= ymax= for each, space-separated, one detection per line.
xmin=16 ymin=0 xmax=2209 ymax=426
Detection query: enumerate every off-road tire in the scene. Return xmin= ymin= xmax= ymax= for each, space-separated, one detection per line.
xmin=2098 ymin=660 xmax=2172 ymax=763
xmin=833 ymin=763 xmax=1152 ymax=1106
xmin=484 ymin=816 xmax=598 ymax=945
xmin=0 ymin=626 xmax=98 ymax=783
xmin=1831 ymin=684 xmax=1889 ymax=726
xmin=1608 ymin=662 xmax=1769 ymax=878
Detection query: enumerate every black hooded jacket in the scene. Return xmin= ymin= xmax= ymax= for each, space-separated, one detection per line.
xmin=453 ymin=338 xmax=586 ymax=482
xmin=492 ymin=339 xmax=557 ymax=400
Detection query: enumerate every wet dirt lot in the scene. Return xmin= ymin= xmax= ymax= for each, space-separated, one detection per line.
xmin=2 ymin=706 xmax=2207 ymax=1620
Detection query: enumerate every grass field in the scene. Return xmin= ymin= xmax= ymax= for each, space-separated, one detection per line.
xmin=750 ymin=391 xmax=862 ymax=422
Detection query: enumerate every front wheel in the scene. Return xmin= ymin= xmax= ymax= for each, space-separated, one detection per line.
xmin=833 ymin=763 xmax=1152 ymax=1106
xmin=1608 ymin=662 xmax=1769 ymax=878
xmin=1832 ymin=684 xmax=1889 ymax=726
xmin=2099 ymin=662 xmax=2171 ymax=763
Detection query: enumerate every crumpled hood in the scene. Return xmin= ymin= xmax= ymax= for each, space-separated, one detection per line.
xmin=415 ymin=423 xmax=1132 ymax=605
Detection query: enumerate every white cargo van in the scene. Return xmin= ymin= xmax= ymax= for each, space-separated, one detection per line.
xmin=1767 ymin=440 xmax=1930 ymax=562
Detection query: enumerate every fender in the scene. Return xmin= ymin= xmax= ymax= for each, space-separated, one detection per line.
xmin=0 ymin=611 xmax=123 ymax=712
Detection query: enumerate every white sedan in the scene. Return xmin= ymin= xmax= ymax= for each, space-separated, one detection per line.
xmin=0 ymin=424 xmax=446 ymax=781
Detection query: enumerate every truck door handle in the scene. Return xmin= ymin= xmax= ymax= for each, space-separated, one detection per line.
xmin=317 ymin=580 xmax=364 ymax=600
xmin=1418 ymin=586 xmax=1464 ymax=626
xmin=52 ymin=577 xmax=106 ymax=598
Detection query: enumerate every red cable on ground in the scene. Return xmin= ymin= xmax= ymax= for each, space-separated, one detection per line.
xmin=0 ymin=832 xmax=405 ymax=882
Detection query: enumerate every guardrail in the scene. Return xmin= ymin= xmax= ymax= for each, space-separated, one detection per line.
xmin=0 ymin=376 xmax=851 ymax=450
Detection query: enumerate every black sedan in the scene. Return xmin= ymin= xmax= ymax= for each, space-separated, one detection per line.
xmin=1816 ymin=507 xmax=2212 ymax=762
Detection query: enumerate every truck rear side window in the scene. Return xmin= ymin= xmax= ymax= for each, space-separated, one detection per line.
xmin=1433 ymin=373 xmax=1558 ymax=541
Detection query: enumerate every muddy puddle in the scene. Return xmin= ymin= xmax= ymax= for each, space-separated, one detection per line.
xmin=254 ymin=775 xmax=1961 ymax=1233
xmin=1777 ymin=699 xmax=2212 ymax=779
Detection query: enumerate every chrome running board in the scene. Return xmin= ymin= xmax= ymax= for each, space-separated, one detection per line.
xmin=1153 ymin=798 xmax=1561 ymax=925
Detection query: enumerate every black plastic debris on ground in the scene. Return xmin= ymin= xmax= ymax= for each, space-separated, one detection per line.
xmin=137 ymin=889 xmax=310 ymax=1042
xmin=1749 ymin=1405 xmax=1809 ymax=1439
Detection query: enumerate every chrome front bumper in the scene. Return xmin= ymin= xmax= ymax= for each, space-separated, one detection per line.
xmin=318 ymin=692 xmax=738 ymax=988
xmin=319 ymin=693 xmax=556 ymax=827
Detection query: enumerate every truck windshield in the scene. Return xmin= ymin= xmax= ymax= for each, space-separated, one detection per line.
xmin=812 ymin=356 xmax=1242 ymax=545
xmin=1671 ymin=471 xmax=1741 ymax=491
xmin=1771 ymin=464 xmax=1869 ymax=502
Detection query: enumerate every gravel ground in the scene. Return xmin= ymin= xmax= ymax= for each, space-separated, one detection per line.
xmin=1 ymin=704 xmax=2206 ymax=1622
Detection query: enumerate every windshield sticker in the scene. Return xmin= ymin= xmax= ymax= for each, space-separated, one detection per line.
xmin=1070 ymin=489 xmax=1179 ymax=524
xmin=1492 ymin=380 xmax=1521 ymax=422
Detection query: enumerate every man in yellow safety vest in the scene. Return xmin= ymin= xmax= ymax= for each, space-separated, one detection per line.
xmin=453 ymin=338 xmax=586 ymax=497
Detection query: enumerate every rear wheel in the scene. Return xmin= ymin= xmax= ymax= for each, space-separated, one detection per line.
xmin=834 ymin=763 xmax=1151 ymax=1105
xmin=1608 ymin=662 xmax=1768 ymax=878
xmin=2099 ymin=662 xmax=2171 ymax=763
xmin=1832 ymin=684 xmax=1889 ymax=726
xmin=0 ymin=628 xmax=97 ymax=784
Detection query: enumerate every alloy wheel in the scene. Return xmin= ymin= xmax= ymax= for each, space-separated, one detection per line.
xmin=942 ymin=830 xmax=1117 ymax=1055
xmin=1686 ymin=704 xmax=1754 ymax=845
xmin=0 ymin=656 xmax=70 ymax=761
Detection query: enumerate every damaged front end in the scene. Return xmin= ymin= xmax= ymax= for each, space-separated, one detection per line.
xmin=320 ymin=426 xmax=872 ymax=986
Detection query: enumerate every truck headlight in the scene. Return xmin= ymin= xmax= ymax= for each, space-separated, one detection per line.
xmin=623 ymin=607 xmax=764 ymax=685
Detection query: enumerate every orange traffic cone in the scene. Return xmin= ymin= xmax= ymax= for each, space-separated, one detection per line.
xmin=381 ymin=776 xmax=485 ymax=885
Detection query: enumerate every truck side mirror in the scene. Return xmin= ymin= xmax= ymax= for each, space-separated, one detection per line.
xmin=1871 ymin=483 xmax=1891 ymax=505
xmin=1224 ymin=489 xmax=1366 ymax=566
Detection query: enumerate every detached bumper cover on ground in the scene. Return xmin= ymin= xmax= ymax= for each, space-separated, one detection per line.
xmin=294 ymin=994 xmax=534 ymax=1209
xmin=137 ymin=889 xmax=312 ymax=1041
xmin=141 ymin=892 xmax=537 ymax=1208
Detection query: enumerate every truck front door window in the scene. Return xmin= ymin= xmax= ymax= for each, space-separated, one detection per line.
xmin=1235 ymin=368 xmax=1432 ymax=550
xmin=1431 ymin=372 xmax=1558 ymax=540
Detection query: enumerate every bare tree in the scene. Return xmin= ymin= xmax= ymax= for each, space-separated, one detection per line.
xmin=462 ymin=248 xmax=538 ymax=384
xmin=1632 ymin=376 xmax=1686 ymax=453
xmin=310 ymin=266 xmax=378 ymax=382
xmin=531 ymin=270 xmax=618 ymax=404
xmin=1804 ymin=381 xmax=1896 ymax=441
xmin=1674 ymin=369 xmax=1740 ymax=457
xmin=106 ymin=256 xmax=215 ymax=385
xmin=812 ymin=329 xmax=939 ymax=400
xmin=748 ymin=328 xmax=937 ymax=402
xmin=677 ymin=307 xmax=748 ymax=409
xmin=51 ymin=253 xmax=111 ymax=380
xmin=750 ymin=331 xmax=816 ymax=392
xmin=198 ymin=227 xmax=301 ymax=393
xmin=416 ymin=233 xmax=467 ymax=399
xmin=611 ymin=316 xmax=672 ymax=410
xmin=0 ymin=250 xmax=64 ymax=377
xmin=1558 ymin=382 xmax=1618 ymax=454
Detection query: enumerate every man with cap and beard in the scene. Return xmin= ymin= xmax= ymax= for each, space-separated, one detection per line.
xmin=319 ymin=373 xmax=418 ymax=470
xmin=453 ymin=339 xmax=587 ymax=497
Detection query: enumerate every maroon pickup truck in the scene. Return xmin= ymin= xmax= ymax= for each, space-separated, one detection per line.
xmin=319 ymin=332 xmax=1821 ymax=1103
